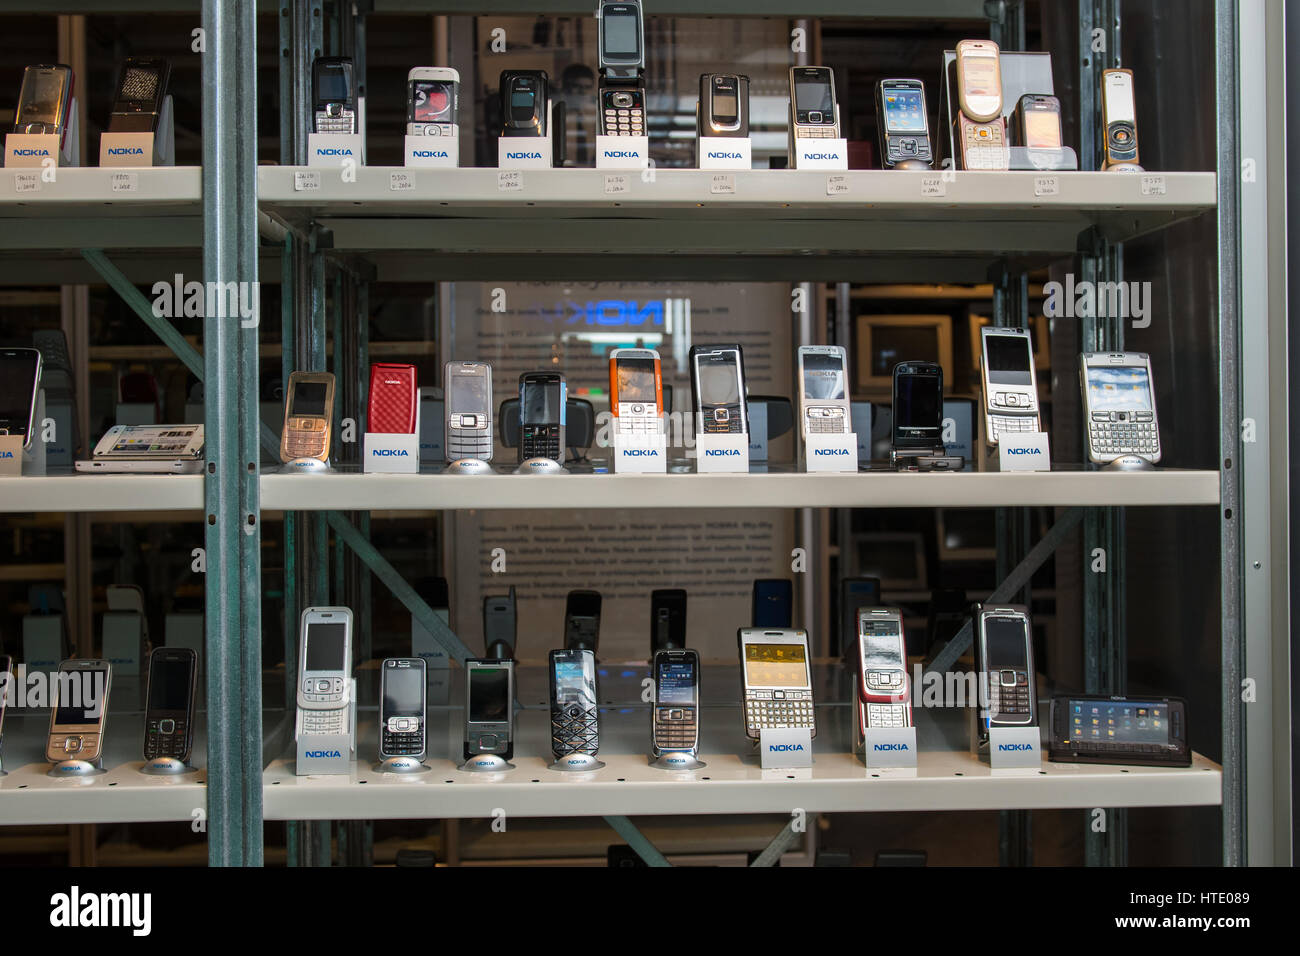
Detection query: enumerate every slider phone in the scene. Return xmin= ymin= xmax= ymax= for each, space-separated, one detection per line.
xmin=108 ymin=57 xmax=171 ymax=133
xmin=76 ymin=424 xmax=203 ymax=474
xmin=651 ymin=649 xmax=703 ymax=767
xmin=1080 ymin=352 xmax=1161 ymax=467
xmin=46 ymin=659 xmax=111 ymax=772
xmin=549 ymin=648 xmax=601 ymax=767
xmin=1012 ymin=93 xmax=1062 ymax=151
xmin=1049 ymin=694 xmax=1189 ymax=767
xmin=651 ymin=588 xmax=686 ymax=654
xmin=312 ymin=56 xmax=356 ymax=134
xmin=464 ymin=658 xmax=515 ymax=764
xmin=876 ymin=78 xmax=932 ymax=169
xmin=564 ymin=589 xmax=601 ymax=652
xmin=797 ymin=345 xmax=851 ymax=440
xmin=738 ymin=628 xmax=816 ymax=741
xmin=379 ymin=657 xmax=427 ymax=768
xmin=142 ymin=647 xmax=198 ymax=770
xmin=296 ymin=607 xmax=353 ymax=741
xmin=979 ymin=326 xmax=1040 ymax=446
xmin=0 ymin=348 xmax=42 ymax=450
xmin=854 ymin=608 xmax=912 ymax=744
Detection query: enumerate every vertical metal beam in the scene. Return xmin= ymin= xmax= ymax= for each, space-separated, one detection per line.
xmin=202 ymin=0 xmax=262 ymax=868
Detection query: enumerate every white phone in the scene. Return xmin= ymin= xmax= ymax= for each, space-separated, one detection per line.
xmin=296 ymin=607 xmax=353 ymax=738
xmin=979 ymin=326 xmax=1040 ymax=445
xmin=407 ymin=67 xmax=458 ymax=137
xmin=797 ymin=345 xmax=851 ymax=440
xmin=738 ymin=627 xmax=816 ymax=740
xmin=1080 ymin=352 xmax=1161 ymax=464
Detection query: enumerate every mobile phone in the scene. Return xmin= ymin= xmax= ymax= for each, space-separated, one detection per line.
xmin=296 ymin=607 xmax=353 ymax=739
xmin=955 ymin=112 xmax=1008 ymax=170
xmin=598 ymin=0 xmax=645 ymax=81
xmin=406 ymin=67 xmax=458 ymax=136
xmin=701 ymin=73 xmax=749 ymax=138
xmin=379 ymin=658 xmax=427 ymax=761
xmin=789 ymin=66 xmax=839 ymax=151
xmin=88 ymin=424 xmax=204 ymax=460
xmin=564 ymin=589 xmax=602 ymax=652
xmin=367 ymin=363 xmax=418 ymax=435
xmin=598 ymin=76 xmax=646 ymax=137
xmin=1049 ymin=694 xmax=1189 ymax=767
xmin=891 ymin=361 xmax=945 ymax=463
xmin=690 ymin=344 xmax=748 ymax=436
xmin=609 ymin=347 xmax=663 ymax=437
xmin=280 ymin=371 xmax=335 ymax=463
xmin=46 ymin=659 xmax=111 ymax=764
xmin=0 ymin=655 xmax=12 ymax=739
xmin=443 ymin=361 xmax=493 ymax=462
xmin=311 ymin=56 xmax=356 ymax=134
xmin=483 ymin=586 xmax=516 ymax=660
xmin=652 ymin=649 xmax=699 ymax=756
xmin=549 ymin=647 xmax=599 ymax=758
xmin=979 ymin=326 xmax=1040 ymax=445
xmin=955 ymin=39 xmax=1002 ymax=123
xmin=1012 ymin=94 xmax=1062 ymax=151
xmin=974 ymin=605 xmax=1036 ymax=735
xmin=876 ymin=78 xmax=932 ymax=168
xmin=651 ymin=588 xmax=687 ymax=654
xmin=108 ymin=57 xmax=171 ymax=133
xmin=1101 ymin=69 xmax=1139 ymax=169
xmin=752 ymin=578 xmax=794 ymax=629
xmin=738 ymin=628 xmax=816 ymax=740
xmin=0 ymin=348 xmax=43 ymax=450
xmin=465 ymin=658 xmax=515 ymax=760
xmin=854 ymin=608 xmax=912 ymax=743
xmin=499 ymin=70 xmax=548 ymax=138
xmin=839 ymin=577 xmax=882 ymax=660
xmin=1080 ymin=352 xmax=1161 ymax=465
xmin=14 ymin=65 xmax=74 ymax=141
xmin=797 ymin=345 xmax=851 ymax=440
xmin=518 ymin=371 xmax=566 ymax=463
xmin=143 ymin=646 xmax=197 ymax=762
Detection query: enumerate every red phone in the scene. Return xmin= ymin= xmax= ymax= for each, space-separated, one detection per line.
xmin=367 ymin=363 xmax=418 ymax=435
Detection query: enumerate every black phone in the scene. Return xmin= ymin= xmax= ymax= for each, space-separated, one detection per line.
xmin=1049 ymin=694 xmax=1189 ymax=767
xmin=465 ymin=658 xmax=515 ymax=760
xmin=564 ymin=590 xmax=602 ymax=652
xmin=876 ymin=78 xmax=931 ymax=168
xmin=311 ymin=56 xmax=356 ymax=134
xmin=0 ymin=348 xmax=42 ymax=450
xmin=380 ymin=657 xmax=427 ymax=761
xmin=700 ymin=73 xmax=749 ymax=138
xmin=650 ymin=588 xmax=687 ymax=654
xmin=109 ymin=57 xmax=171 ymax=133
xmin=483 ymin=586 xmax=517 ymax=659
xmin=500 ymin=70 xmax=548 ymax=137
xmin=973 ymin=604 xmax=1036 ymax=737
xmin=891 ymin=361 xmax=945 ymax=463
xmin=143 ymin=647 xmax=197 ymax=762
xmin=519 ymin=371 xmax=566 ymax=463
xmin=752 ymin=578 xmax=793 ymax=629
xmin=549 ymin=648 xmax=599 ymax=758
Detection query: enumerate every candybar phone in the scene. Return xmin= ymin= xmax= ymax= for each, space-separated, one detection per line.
xmin=465 ymin=658 xmax=514 ymax=760
xmin=46 ymin=659 xmax=111 ymax=764
xmin=483 ymin=586 xmax=517 ymax=660
xmin=1081 ymin=352 xmax=1161 ymax=465
xmin=379 ymin=657 xmax=426 ymax=761
xmin=1012 ymin=93 xmax=1062 ymax=151
xmin=598 ymin=0 xmax=645 ymax=81
xmin=891 ymin=361 xmax=945 ymax=463
xmin=1101 ymin=69 xmax=1139 ymax=169
xmin=0 ymin=348 xmax=42 ymax=450
xmin=955 ymin=39 xmax=1002 ymax=123
xmin=979 ymin=326 xmax=1040 ymax=445
xmin=407 ymin=66 xmax=458 ymax=137
xmin=797 ymin=345 xmax=851 ymax=440
xmin=280 ymin=371 xmax=335 ymax=463
xmin=652 ymin=649 xmax=699 ymax=756
xmin=312 ymin=56 xmax=356 ymax=134
xmin=564 ymin=589 xmax=601 ymax=652
xmin=500 ymin=70 xmax=548 ymax=138
xmin=1049 ymin=694 xmax=1189 ymax=767
xmin=296 ymin=607 xmax=353 ymax=739
xmin=651 ymin=588 xmax=686 ymax=654
xmin=108 ymin=57 xmax=170 ymax=133
xmin=738 ymin=628 xmax=816 ymax=740
xmin=14 ymin=64 xmax=74 ymax=141
xmin=855 ymin=608 xmax=912 ymax=743
xmin=876 ymin=78 xmax=932 ymax=168
xmin=609 ymin=347 xmax=663 ymax=437
xmin=839 ymin=577 xmax=882 ymax=660
xmin=690 ymin=344 xmax=747 ymax=436
xmin=701 ymin=73 xmax=749 ymax=137
xmin=444 ymin=361 xmax=493 ymax=462
xmin=789 ymin=66 xmax=839 ymax=152
xmin=518 ymin=371 xmax=566 ymax=463
xmin=549 ymin=647 xmax=599 ymax=758
xmin=974 ymin=605 xmax=1036 ymax=735
xmin=367 ymin=363 xmax=418 ymax=435
xmin=752 ymin=578 xmax=793 ymax=629
xmin=598 ymin=77 xmax=646 ymax=137
xmin=143 ymin=646 xmax=197 ymax=762
xmin=0 ymin=655 xmax=12 ymax=739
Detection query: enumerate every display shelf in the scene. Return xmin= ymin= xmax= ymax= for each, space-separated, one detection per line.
xmin=258 ymin=168 xmax=1216 ymax=279
xmin=0 ymin=167 xmax=203 ymax=250
xmin=0 ymin=472 xmax=203 ymax=515
xmin=261 ymin=665 xmax=1221 ymax=821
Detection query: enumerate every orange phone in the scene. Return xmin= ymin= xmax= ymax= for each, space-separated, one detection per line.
xmin=608 ymin=347 xmax=663 ymax=436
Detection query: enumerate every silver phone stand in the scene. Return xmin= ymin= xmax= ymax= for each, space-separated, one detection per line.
xmin=446 ymin=458 xmax=492 ymax=475
xmin=459 ymin=753 xmax=515 ymax=773
xmin=140 ymin=756 xmax=193 ymax=775
xmin=1105 ymin=162 xmax=1145 ymax=172
xmin=282 ymin=457 xmax=330 ymax=474
xmin=548 ymin=752 xmax=605 ymax=772
xmin=49 ymin=757 xmax=104 ymax=777
xmin=892 ymin=158 xmax=931 ymax=171
xmin=376 ymin=755 xmax=430 ymax=774
xmin=650 ymin=751 xmax=706 ymax=771
xmin=1104 ymin=455 xmax=1155 ymax=471
xmin=514 ymin=457 xmax=565 ymax=474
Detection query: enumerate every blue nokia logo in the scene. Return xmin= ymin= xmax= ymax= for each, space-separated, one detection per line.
xmin=873 ymin=743 xmax=909 ymax=751
xmin=1005 ymin=447 xmax=1042 ymax=456
xmin=107 ymin=147 xmax=144 ymax=155
xmin=0 ymin=451 xmax=13 ymax=459
xmin=806 ymin=152 xmax=841 ymax=161
xmin=372 ymin=449 xmax=410 ymax=457
xmin=14 ymin=148 xmax=49 ymax=156
xmin=506 ymin=151 xmax=542 ymax=160
xmin=316 ymin=148 xmax=353 ymax=156
xmin=769 ymin=743 xmax=805 ymax=752
xmin=998 ymin=743 xmax=1034 ymax=752
xmin=413 ymin=149 xmax=449 ymax=158
xmin=305 ymin=750 xmax=342 ymax=758
xmin=704 ymin=448 xmax=741 ymax=457
xmin=814 ymin=448 xmax=850 ymax=456
xmin=555 ymin=299 xmax=664 ymax=327
xmin=623 ymin=449 xmax=659 ymax=457
xmin=706 ymin=151 xmax=743 ymax=159
xmin=603 ymin=150 xmax=640 ymax=158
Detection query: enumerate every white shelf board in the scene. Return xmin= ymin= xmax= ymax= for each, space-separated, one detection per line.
xmin=0 ymin=472 xmax=203 ymax=514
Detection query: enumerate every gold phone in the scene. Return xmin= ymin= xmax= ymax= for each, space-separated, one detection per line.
xmin=955 ymin=39 xmax=1003 ymax=123
xmin=280 ymin=371 xmax=336 ymax=463
xmin=46 ymin=659 xmax=112 ymax=764
xmin=956 ymin=112 xmax=1008 ymax=170
xmin=1101 ymin=69 xmax=1139 ymax=169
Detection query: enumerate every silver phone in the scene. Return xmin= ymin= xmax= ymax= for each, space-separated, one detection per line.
xmin=974 ymin=605 xmax=1036 ymax=733
xmin=738 ymin=627 xmax=816 ymax=740
xmin=979 ymin=326 xmax=1040 ymax=445
xmin=296 ymin=607 xmax=353 ymax=739
xmin=444 ymin=361 xmax=493 ymax=462
xmin=1080 ymin=352 xmax=1161 ymax=464
xmin=797 ymin=345 xmax=851 ymax=440
xmin=465 ymin=658 xmax=514 ymax=760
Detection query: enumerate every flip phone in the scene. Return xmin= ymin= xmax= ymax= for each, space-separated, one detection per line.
xmin=367 ymin=363 xmax=418 ymax=435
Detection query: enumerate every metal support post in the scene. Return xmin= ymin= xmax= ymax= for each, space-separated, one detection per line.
xmin=750 ymin=818 xmax=802 ymax=867
xmin=603 ymin=816 xmax=672 ymax=867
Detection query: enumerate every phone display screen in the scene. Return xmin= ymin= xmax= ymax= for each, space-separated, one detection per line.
xmin=984 ymin=617 xmax=1028 ymax=668
xmin=895 ymin=370 xmax=942 ymax=429
xmin=469 ymin=667 xmax=510 ymax=722
xmin=616 ymin=358 xmax=658 ymax=403
xmin=1087 ymin=365 xmax=1153 ymax=412
xmin=148 ymin=656 xmax=193 ymax=712
xmin=315 ymin=64 xmax=351 ymax=104
xmin=883 ymin=87 xmax=926 ymax=132
xmin=523 ymin=379 xmax=561 ymax=424
xmin=119 ymin=66 xmax=162 ymax=105
xmin=712 ymin=91 xmax=738 ymax=122
xmin=743 ymin=642 xmax=808 ymax=688
xmin=0 ymin=353 xmax=39 ymax=425
xmin=383 ymin=666 xmax=424 ymax=716
xmin=449 ymin=369 xmax=488 ymax=413
xmin=411 ymin=80 xmax=454 ymax=123
xmin=19 ymin=69 xmax=68 ymax=122
xmin=984 ymin=334 xmax=1034 ymax=386
xmin=1104 ymin=74 xmax=1135 ymax=122
xmin=54 ymin=667 xmax=108 ymax=726
xmin=1067 ymin=699 xmax=1170 ymax=746
xmin=510 ymin=82 xmax=538 ymax=120
xmin=802 ymin=352 xmax=846 ymax=401
xmin=795 ymin=74 xmax=834 ymax=113
xmin=305 ymin=622 xmax=348 ymax=671
xmin=291 ymin=382 xmax=328 ymax=418
xmin=697 ymin=355 xmax=740 ymax=406
xmin=553 ymin=658 xmax=596 ymax=706
xmin=1024 ymin=107 xmax=1061 ymax=149
xmin=860 ymin=620 xmax=904 ymax=670
xmin=657 ymin=658 xmax=696 ymax=705
xmin=602 ymin=10 xmax=640 ymax=56
xmin=961 ymin=51 xmax=999 ymax=97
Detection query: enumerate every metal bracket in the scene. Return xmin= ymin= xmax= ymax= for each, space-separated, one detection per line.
xmin=603 ymin=815 xmax=672 ymax=867
xmin=749 ymin=818 xmax=803 ymax=867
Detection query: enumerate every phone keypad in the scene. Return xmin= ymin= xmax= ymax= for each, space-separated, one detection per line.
xmin=601 ymin=90 xmax=644 ymax=136
xmin=864 ymin=670 xmax=905 ymax=695
xmin=521 ymin=424 xmax=562 ymax=462
xmin=806 ymin=406 xmax=847 ymax=435
xmin=302 ymin=710 xmax=348 ymax=736
xmin=744 ymin=689 xmax=815 ymax=737
xmin=314 ymin=109 xmax=356 ymax=134
xmin=653 ymin=706 xmax=698 ymax=752
xmin=551 ymin=704 xmax=599 ymax=756
xmin=960 ymin=121 xmax=1008 ymax=169
xmin=382 ymin=716 xmax=425 ymax=757
xmin=702 ymin=407 xmax=743 ymax=434
xmin=987 ymin=414 xmax=1038 ymax=445
xmin=795 ymin=126 xmax=838 ymax=139
xmin=145 ymin=716 xmax=189 ymax=759
xmin=1090 ymin=411 xmax=1158 ymax=458
xmin=866 ymin=703 xmax=909 ymax=728
xmin=284 ymin=418 xmax=328 ymax=460
xmin=987 ymin=669 xmax=1032 ymax=721
xmin=615 ymin=413 xmax=662 ymax=436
